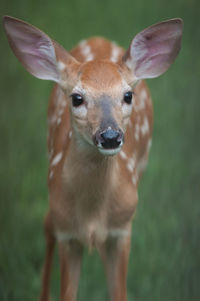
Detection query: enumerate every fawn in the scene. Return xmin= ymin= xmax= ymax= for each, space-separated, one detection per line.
xmin=3 ymin=16 xmax=183 ymax=301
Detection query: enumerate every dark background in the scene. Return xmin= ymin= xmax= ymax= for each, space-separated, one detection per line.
xmin=0 ymin=0 xmax=200 ymax=300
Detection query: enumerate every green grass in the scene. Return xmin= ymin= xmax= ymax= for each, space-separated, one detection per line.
xmin=0 ymin=0 xmax=200 ymax=300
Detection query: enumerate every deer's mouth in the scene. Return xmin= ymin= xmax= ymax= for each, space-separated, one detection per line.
xmin=97 ymin=146 xmax=122 ymax=156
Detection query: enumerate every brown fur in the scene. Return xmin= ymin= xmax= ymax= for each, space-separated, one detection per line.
xmin=40 ymin=38 xmax=153 ymax=301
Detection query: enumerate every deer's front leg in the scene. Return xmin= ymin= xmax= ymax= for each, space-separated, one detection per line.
xmin=99 ymin=230 xmax=131 ymax=301
xmin=39 ymin=213 xmax=55 ymax=301
xmin=58 ymin=239 xmax=83 ymax=301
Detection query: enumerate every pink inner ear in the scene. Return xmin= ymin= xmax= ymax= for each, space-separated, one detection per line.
xmin=3 ymin=16 xmax=59 ymax=82
xmin=124 ymin=19 xmax=183 ymax=79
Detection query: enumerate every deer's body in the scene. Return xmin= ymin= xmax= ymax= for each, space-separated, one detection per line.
xmin=47 ymin=38 xmax=153 ymax=249
xmin=3 ymin=17 xmax=183 ymax=301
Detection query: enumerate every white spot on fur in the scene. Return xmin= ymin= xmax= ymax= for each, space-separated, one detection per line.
xmin=131 ymin=174 xmax=138 ymax=185
xmin=135 ymin=123 xmax=140 ymax=141
xmin=141 ymin=117 xmax=149 ymax=136
xmin=79 ymin=40 xmax=94 ymax=61
xmin=110 ymin=42 xmax=121 ymax=63
xmin=119 ymin=150 xmax=127 ymax=160
xmin=137 ymin=157 xmax=147 ymax=174
xmin=138 ymin=98 xmax=145 ymax=110
xmin=135 ymin=92 xmax=146 ymax=112
xmin=127 ymin=156 xmax=136 ymax=173
xmin=69 ymin=130 xmax=72 ymax=138
xmin=57 ymin=117 xmax=62 ymax=125
xmin=57 ymin=61 xmax=66 ymax=71
xmin=141 ymin=89 xmax=147 ymax=101
xmin=48 ymin=114 xmax=57 ymax=125
xmin=86 ymin=53 xmax=94 ymax=61
xmin=51 ymin=152 xmax=63 ymax=166
xmin=58 ymin=108 xmax=64 ymax=117
xmin=125 ymin=58 xmax=133 ymax=70
xmin=49 ymin=170 xmax=54 ymax=180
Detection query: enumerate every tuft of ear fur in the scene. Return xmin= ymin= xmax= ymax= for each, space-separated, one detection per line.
xmin=123 ymin=18 xmax=183 ymax=79
xmin=3 ymin=16 xmax=79 ymax=83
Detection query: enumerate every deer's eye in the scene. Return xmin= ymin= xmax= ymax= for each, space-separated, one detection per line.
xmin=71 ymin=93 xmax=84 ymax=107
xmin=124 ymin=91 xmax=133 ymax=105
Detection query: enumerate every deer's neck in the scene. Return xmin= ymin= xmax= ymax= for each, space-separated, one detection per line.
xmin=63 ymin=135 xmax=118 ymax=210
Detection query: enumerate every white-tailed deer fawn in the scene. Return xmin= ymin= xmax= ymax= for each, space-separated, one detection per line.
xmin=3 ymin=16 xmax=183 ymax=301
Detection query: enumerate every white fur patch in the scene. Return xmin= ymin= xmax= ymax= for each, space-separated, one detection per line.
xmin=49 ymin=170 xmax=54 ymax=180
xmin=110 ymin=42 xmax=121 ymax=63
xmin=51 ymin=152 xmax=63 ymax=166
xmin=138 ymin=98 xmax=145 ymax=111
xmin=79 ymin=40 xmax=94 ymax=62
xmin=57 ymin=61 xmax=66 ymax=71
xmin=119 ymin=150 xmax=127 ymax=160
xmin=137 ymin=157 xmax=147 ymax=174
xmin=58 ymin=108 xmax=64 ymax=117
xmin=141 ymin=89 xmax=147 ymax=101
xmin=140 ymin=117 xmax=149 ymax=136
xmin=57 ymin=117 xmax=62 ymax=125
xmin=48 ymin=114 xmax=57 ymax=125
xmin=131 ymin=174 xmax=138 ymax=185
xmin=135 ymin=123 xmax=140 ymax=141
xmin=125 ymin=58 xmax=134 ymax=71
xmin=136 ymin=89 xmax=147 ymax=111
xmin=69 ymin=130 xmax=72 ymax=138
xmin=127 ymin=156 xmax=136 ymax=173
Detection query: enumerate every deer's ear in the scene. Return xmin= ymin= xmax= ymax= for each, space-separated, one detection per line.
xmin=3 ymin=16 xmax=79 ymax=83
xmin=123 ymin=18 xmax=183 ymax=79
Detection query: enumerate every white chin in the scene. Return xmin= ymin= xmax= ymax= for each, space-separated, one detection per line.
xmin=98 ymin=147 xmax=121 ymax=156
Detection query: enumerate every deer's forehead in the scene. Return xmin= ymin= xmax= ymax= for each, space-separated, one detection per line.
xmin=78 ymin=60 xmax=127 ymax=97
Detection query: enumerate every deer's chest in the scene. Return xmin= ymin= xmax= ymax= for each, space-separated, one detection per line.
xmin=53 ymin=152 xmax=133 ymax=247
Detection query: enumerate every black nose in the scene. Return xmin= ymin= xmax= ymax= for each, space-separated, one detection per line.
xmin=100 ymin=129 xmax=122 ymax=149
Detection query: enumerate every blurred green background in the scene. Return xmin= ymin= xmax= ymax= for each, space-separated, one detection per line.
xmin=0 ymin=0 xmax=200 ymax=300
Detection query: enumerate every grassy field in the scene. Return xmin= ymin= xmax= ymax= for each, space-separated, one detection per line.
xmin=0 ymin=0 xmax=200 ymax=300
